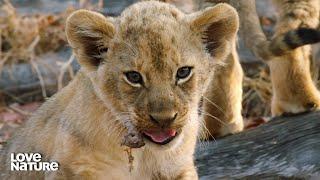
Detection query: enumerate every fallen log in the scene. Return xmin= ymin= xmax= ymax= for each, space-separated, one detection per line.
xmin=196 ymin=111 xmax=320 ymax=179
xmin=0 ymin=49 xmax=78 ymax=103
xmin=0 ymin=50 xmax=264 ymax=103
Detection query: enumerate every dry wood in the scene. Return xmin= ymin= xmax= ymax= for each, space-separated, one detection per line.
xmin=0 ymin=50 xmax=78 ymax=103
xmin=196 ymin=111 xmax=320 ymax=179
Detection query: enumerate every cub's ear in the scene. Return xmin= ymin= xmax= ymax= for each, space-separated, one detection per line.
xmin=187 ymin=3 xmax=239 ymax=60
xmin=66 ymin=9 xmax=115 ymax=71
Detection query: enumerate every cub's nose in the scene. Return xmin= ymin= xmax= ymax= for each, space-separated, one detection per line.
xmin=149 ymin=112 xmax=178 ymax=128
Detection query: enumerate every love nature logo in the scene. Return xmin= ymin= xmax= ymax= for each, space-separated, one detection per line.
xmin=10 ymin=153 xmax=59 ymax=171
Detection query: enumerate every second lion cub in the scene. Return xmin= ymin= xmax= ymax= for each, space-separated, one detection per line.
xmin=0 ymin=1 xmax=239 ymax=179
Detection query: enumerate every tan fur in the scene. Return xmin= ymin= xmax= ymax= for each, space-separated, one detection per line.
xmin=192 ymin=0 xmax=320 ymax=133
xmin=202 ymin=43 xmax=244 ymax=138
xmin=269 ymin=0 xmax=320 ymax=116
xmin=189 ymin=0 xmax=244 ymax=138
xmin=0 ymin=1 xmax=239 ymax=179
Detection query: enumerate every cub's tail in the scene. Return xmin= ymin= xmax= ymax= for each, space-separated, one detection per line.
xmin=267 ymin=28 xmax=320 ymax=57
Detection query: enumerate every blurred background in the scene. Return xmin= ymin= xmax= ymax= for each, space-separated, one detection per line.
xmin=0 ymin=0 xmax=319 ymax=148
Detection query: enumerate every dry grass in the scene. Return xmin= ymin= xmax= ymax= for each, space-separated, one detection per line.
xmin=0 ymin=0 xmax=105 ymax=68
xmin=0 ymin=0 xmax=105 ymax=148
xmin=0 ymin=0 xmax=74 ymax=97
xmin=0 ymin=0 xmax=72 ymax=69
xmin=243 ymin=67 xmax=272 ymax=117
xmin=0 ymin=0 xmax=105 ymax=98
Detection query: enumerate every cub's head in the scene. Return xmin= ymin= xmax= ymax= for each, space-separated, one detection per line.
xmin=66 ymin=1 xmax=238 ymax=148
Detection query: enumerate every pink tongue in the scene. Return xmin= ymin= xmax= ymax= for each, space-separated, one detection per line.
xmin=144 ymin=129 xmax=177 ymax=143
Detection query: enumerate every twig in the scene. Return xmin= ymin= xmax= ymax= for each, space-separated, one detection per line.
xmin=0 ymin=28 xmax=2 ymax=62
xmin=58 ymin=54 xmax=75 ymax=90
xmin=0 ymin=90 xmax=25 ymax=104
xmin=79 ymin=0 xmax=90 ymax=8
xmin=4 ymin=0 xmax=15 ymax=10
xmin=17 ymin=89 xmax=42 ymax=99
xmin=30 ymin=59 xmax=47 ymax=98
xmin=8 ymin=104 xmax=32 ymax=116
xmin=27 ymin=35 xmax=40 ymax=53
xmin=98 ymin=0 xmax=103 ymax=10
xmin=0 ymin=51 xmax=12 ymax=75
xmin=27 ymin=35 xmax=47 ymax=98
xmin=67 ymin=64 xmax=75 ymax=79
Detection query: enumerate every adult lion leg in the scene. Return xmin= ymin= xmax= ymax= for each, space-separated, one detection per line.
xmin=202 ymin=46 xmax=244 ymax=138
xmin=269 ymin=0 xmax=320 ymax=116
xmin=223 ymin=0 xmax=320 ymax=117
xmin=269 ymin=48 xmax=320 ymax=116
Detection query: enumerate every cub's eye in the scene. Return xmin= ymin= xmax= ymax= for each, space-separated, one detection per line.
xmin=124 ymin=71 xmax=143 ymax=86
xmin=176 ymin=66 xmax=193 ymax=81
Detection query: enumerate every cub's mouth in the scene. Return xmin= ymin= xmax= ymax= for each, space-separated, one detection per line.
xmin=142 ymin=129 xmax=179 ymax=145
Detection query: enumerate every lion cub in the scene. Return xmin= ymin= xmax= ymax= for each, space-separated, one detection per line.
xmin=0 ymin=1 xmax=239 ymax=179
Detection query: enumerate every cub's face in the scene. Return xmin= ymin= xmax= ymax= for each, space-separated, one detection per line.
xmin=66 ymin=1 xmax=238 ymax=148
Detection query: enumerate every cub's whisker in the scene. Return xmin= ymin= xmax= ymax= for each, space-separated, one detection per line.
xmin=199 ymin=110 xmax=229 ymax=128
xmin=202 ymin=96 xmax=227 ymax=117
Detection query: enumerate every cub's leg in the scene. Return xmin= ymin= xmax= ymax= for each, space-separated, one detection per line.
xmin=202 ymin=46 xmax=244 ymax=138
xmin=269 ymin=0 xmax=320 ymax=116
